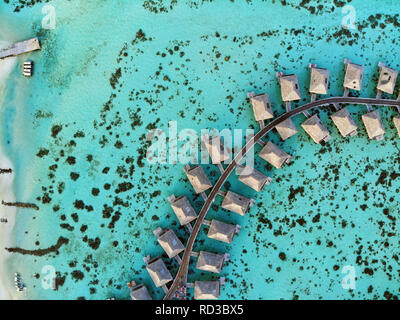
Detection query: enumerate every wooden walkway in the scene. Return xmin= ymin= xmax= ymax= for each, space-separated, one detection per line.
xmin=163 ymin=96 xmax=400 ymax=300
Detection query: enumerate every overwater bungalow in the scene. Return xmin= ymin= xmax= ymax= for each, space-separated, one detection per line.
xmin=221 ymin=190 xmax=253 ymax=216
xmin=127 ymin=281 xmax=152 ymax=300
xmin=2 ymin=200 xmax=39 ymax=210
xmin=274 ymin=72 xmax=300 ymax=140
xmin=248 ymin=92 xmax=274 ymax=121
xmin=0 ymin=38 xmax=41 ymax=59
xmin=194 ymin=280 xmax=223 ymax=300
xmin=394 ymin=115 xmax=400 ymax=137
xmin=153 ymin=227 xmax=185 ymax=259
xmin=207 ymin=219 xmax=240 ymax=244
xmin=278 ymin=74 xmax=301 ymax=102
xmin=14 ymin=272 xmax=26 ymax=292
xmin=377 ymin=63 xmax=398 ymax=95
xmin=23 ymin=61 xmax=33 ymax=77
xmin=202 ymin=135 xmax=230 ymax=164
xmin=168 ymin=195 xmax=197 ymax=226
xmin=331 ymin=107 xmax=358 ymax=137
xmin=301 ymin=114 xmax=331 ymax=144
xmin=238 ymin=166 xmax=272 ymax=192
xmin=309 ymin=65 xmax=330 ymax=95
xmin=361 ymin=110 xmax=385 ymax=141
xmin=259 ymin=141 xmax=292 ymax=169
xmin=343 ymin=59 xmax=364 ymax=91
xmin=275 ymin=118 xmax=298 ymax=140
xmin=144 ymin=256 xmax=173 ymax=288
xmin=196 ymin=251 xmax=227 ymax=273
xmin=183 ymin=165 xmax=212 ymax=194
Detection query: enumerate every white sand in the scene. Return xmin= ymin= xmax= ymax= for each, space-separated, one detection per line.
xmin=0 ymin=48 xmax=19 ymax=300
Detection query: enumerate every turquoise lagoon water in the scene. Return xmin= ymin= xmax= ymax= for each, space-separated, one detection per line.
xmin=0 ymin=0 xmax=399 ymax=300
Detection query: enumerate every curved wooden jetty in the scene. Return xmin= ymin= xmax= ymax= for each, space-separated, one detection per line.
xmin=138 ymin=60 xmax=400 ymax=300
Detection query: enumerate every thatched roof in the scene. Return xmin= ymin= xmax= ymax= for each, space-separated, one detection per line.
xmin=275 ymin=118 xmax=298 ymax=140
xmin=250 ymin=93 xmax=274 ymax=121
xmin=279 ymin=74 xmax=301 ymax=102
xmin=194 ymin=281 xmax=220 ymax=300
xmin=184 ymin=165 xmax=212 ymax=194
xmin=169 ymin=195 xmax=197 ymax=225
xmin=301 ymin=114 xmax=331 ymax=144
xmin=146 ymin=258 xmax=173 ymax=287
xmin=238 ymin=166 xmax=271 ymax=192
xmin=208 ymin=220 xmax=237 ymax=243
xmin=259 ymin=141 xmax=292 ymax=169
xmin=377 ymin=65 xmax=398 ymax=94
xmin=196 ymin=251 xmax=225 ymax=273
xmin=155 ymin=228 xmax=185 ymax=258
xmin=221 ymin=191 xmax=251 ymax=216
xmin=393 ymin=115 xmax=400 ymax=137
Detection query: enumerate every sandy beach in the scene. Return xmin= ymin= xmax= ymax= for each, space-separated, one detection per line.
xmin=0 ymin=49 xmax=18 ymax=300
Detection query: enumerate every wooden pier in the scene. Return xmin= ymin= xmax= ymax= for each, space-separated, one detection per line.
xmin=137 ymin=60 xmax=400 ymax=300
xmin=0 ymin=38 xmax=41 ymax=60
